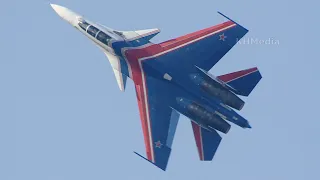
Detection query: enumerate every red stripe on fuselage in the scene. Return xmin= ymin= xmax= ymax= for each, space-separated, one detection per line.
xmin=123 ymin=20 xmax=236 ymax=162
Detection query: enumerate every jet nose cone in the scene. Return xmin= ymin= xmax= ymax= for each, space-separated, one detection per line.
xmin=50 ymin=4 xmax=79 ymax=25
xmin=50 ymin=4 xmax=66 ymax=16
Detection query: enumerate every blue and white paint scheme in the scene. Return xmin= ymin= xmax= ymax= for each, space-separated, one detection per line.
xmin=51 ymin=4 xmax=262 ymax=171
xmin=50 ymin=4 xmax=159 ymax=91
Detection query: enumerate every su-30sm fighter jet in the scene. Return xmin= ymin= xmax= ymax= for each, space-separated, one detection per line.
xmin=51 ymin=4 xmax=262 ymax=171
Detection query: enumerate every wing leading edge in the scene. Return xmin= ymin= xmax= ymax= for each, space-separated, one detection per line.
xmin=125 ymin=12 xmax=253 ymax=170
xmin=133 ymin=75 xmax=180 ymax=171
xmin=155 ymin=12 xmax=248 ymax=72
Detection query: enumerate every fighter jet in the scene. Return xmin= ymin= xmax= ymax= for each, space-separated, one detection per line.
xmin=51 ymin=4 xmax=262 ymax=171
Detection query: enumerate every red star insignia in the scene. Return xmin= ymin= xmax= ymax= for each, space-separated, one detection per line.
xmin=219 ymin=33 xmax=227 ymax=41
xmin=155 ymin=140 xmax=163 ymax=148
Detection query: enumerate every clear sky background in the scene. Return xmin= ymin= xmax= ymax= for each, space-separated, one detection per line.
xmin=1 ymin=0 xmax=319 ymax=179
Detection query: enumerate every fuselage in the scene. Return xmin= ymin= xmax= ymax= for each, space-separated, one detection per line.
xmin=51 ymin=4 xmax=251 ymax=133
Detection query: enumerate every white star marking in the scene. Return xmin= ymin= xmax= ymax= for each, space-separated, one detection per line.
xmin=155 ymin=140 xmax=163 ymax=148
xmin=219 ymin=33 xmax=227 ymax=41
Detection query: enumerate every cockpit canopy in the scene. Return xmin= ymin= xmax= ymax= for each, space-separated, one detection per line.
xmin=77 ymin=18 xmax=112 ymax=45
xmin=78 ymin=18 xmax=90 ymax=31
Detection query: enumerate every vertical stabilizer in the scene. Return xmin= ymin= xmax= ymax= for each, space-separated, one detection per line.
xmin=191 ymin=121 xmax=222 ymax=161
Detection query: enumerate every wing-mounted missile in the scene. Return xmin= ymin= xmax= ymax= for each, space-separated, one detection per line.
xmin=190 ymin=67 xmax=245 ymax=110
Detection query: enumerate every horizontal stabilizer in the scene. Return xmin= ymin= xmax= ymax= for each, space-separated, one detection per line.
xmin=191 ymin=121 xmax=222 ymax=161
xmin=218 ymin=67 xmax=262 ymax=96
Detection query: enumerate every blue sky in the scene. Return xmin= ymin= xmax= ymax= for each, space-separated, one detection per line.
xmin=1 ymin=0 xmax=319 ymax=179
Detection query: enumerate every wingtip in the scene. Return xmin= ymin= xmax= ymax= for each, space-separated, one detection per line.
xmin=246 ymin=122 xmax=252 ymax=128
xmin=217 ymin=11 xmax=248 ymax=31
xmin=217 ymin=11 xmax=230 ymax=20
xmin=133 ymin=151 xmax=167 ymax=171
